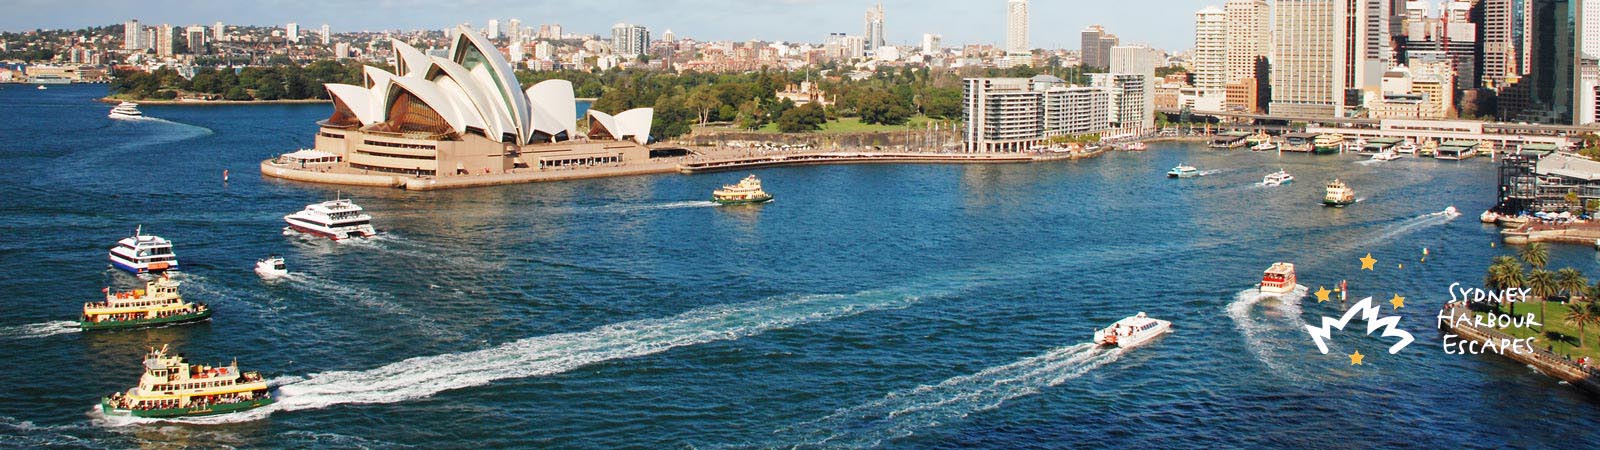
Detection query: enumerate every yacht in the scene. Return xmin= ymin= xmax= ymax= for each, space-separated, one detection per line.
xmin=1167 ymin=164 xmax=1201 ymax=178
xmin=80 ymin=277 xmax=210 ymax=331
xmin=36 ymin=85 xmax=47 ymax=90
xmin=1323 ymin=179 xmax=1357 ymax=207
xmin=255 ymin=256 xmax=288 ymax=280
xmin=284 ymin=198 xmax=376 ymax=240
xmin=1252 ymin=142 xmax=1278 ymax=152
xmin=1126 ymin=142 xmax=1148 ymax=152
xmin=1259 ymin=263 xmax=1298 ymax=295
xmin=109 ymin=226 xmax=178 ymax=274
xmin=1262 ymin=169 xmax=1294 ymax=186
xmin=101 ymin=345 xmax=274 ymax=419
xmin=712 ymin=175 xmax=774 ymax=205
xmin=108 ymin=102 xmax=143 ymax=120
xmin=1370 ymin=150 xmax=1401 ymax=161
xmin=1093 ymin=312 xmax=1172 ymax=349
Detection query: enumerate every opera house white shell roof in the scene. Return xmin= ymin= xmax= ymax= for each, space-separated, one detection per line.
xmin=322 ymin=25 xmax=653 ymax=146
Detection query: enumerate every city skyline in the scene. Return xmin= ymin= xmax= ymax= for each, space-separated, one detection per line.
xmin=2 ymin=0 xmax=1206 ymax=50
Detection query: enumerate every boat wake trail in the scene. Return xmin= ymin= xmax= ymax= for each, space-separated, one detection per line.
xmin=0 ymin=320 xmax=79 ymax=339
xmin=777 ymin=343 xmax=1122 ymax=448
xmin=1227 ymin=285 xmax=1310 ymax=380
xmin=595 ymin=201 xmax=720 ymax=213
xmin=280 ymin=273 xmax=466 ymax=342
xmin=1351 ymin=208 xmax=1460 ymax=250
xmin=269 ymin=289 xmax=922 ymax=412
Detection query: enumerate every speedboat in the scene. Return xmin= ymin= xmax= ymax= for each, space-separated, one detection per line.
xmin=1126 ymin=142 xmax=1148 ymax=151
xmin=109 ymin=101 xmax=143 ymax=119
xmin=1371 ymin=150 xmax=1401 ymax=161
xmin=1252 ymin=142 xmax=1278 ymax=152
xmin=109 ymin=225 xmax=178 ymax=274
xmin=1093 ymin=312 xmax=1171 ymax=349
xmin=36 ymin=85 xmax=47 ymax=90
xmin=1262 ymin=169 xmax=1294 ymax=186
xmin=255 ymin=256 xmax=288 ymax=280
xmin=1167 ymin=164 xmax=1201 ymax=178
xmin=1260 ymin=262 xmax=1298 ymax=295
xmin=284 ymin=197 xmax=376 ymax=240
xmin=1480 ymin=210 xmax=1500 ymax=224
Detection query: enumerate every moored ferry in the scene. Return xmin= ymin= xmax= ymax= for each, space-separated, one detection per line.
xmin=1313 ymin=134 xmax=1344 ymax=155
xmin=712 ymin=175 xmax=774 ymax=205
xmin=1323 ymin=179 xmax=1356 ymax=207
xmin=1259 ymin=262 xmax=1298 ymax=295
xmin=1093 ymin=312 xmax=1171 ymax=349
xmin=109 ymin=226 xmax=178 ymax=274
xmin=109 ymin=102 xmax=143 ymax=120
xmin=81 ymin=277 xmax=210 ymax=331
xmin=101 ymin=345 xmax=273 ymax=419
xmin=284 ymin=198 xmax=376 ymax=240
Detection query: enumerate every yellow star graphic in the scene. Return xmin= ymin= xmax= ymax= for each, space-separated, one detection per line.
xmin=1350 ymin=350 xmax=1365 ymax=365
xmin=1390 ymin=294 xmax=1406 ymax=310
xmin=1360 ymin=253 xmax=1378 ymax=271
xmin=1315 ymin=286 xmax=1331 ymax=303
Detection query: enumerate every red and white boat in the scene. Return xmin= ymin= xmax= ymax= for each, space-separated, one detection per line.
xmin=283 ymin=198 xmax=376 ymax=241
xmin=1259 ymin=262 xmax=1297 ymax=295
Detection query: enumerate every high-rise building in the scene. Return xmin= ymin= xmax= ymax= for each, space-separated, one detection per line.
xmin=922 ymin=33 xmax=943 ymax=55
xmin=611 ymin=23 xmax=650 ymax=57
xmin=1080 ymin=25 xmax=1119 ymax=70
xmin=1354 ymin=0 xmax=1393 ymax=90
xmin=1006 ymin=0 xmax=1030 ymax=59
xmin=1192 ymin=6 xmax=1228 ymax=112
xmin=1224 ymin=0 xmax=1271 ymax=85
xmin=185 ymin=25 xmax=207 ymax=54
xmin=1091 ymin=73 xmax=1148 ymax=132
xmin=1109 ymin=45 xmax=1160 ymax=129
xmin=321 ymin=24 xmax=331 ymax=46
xmin=286 ymin=22 xmax=299 ymax=44
xmin=864 ymin=2 xmax=886 ymax=53
xmin=550 ymin=24 xmax=564 ymax=40
xmin=508 ymin=19 xmax=522 ymax=41
xmin=486 ymin=19 xmax=501 ymax=39
xmin=662 ymin=29 xmax=676 ymax=43
xmin=213 ymin=21 xmax=225 ymax=42
xmin=156 ymin=24 xmax=175 ymax=57
xmin=1483 ymin=0 xmax=1534 ymax=90
xmin=123 ymin=19 xmax=143 ymax=50
xmin=1271 ymin=0 xmax=1348 ymax=117
xmin=1578 ymin=0 xmax=1600 ymax=124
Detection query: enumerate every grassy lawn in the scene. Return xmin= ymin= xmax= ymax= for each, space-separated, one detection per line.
xmin=1479 ymin=302 xmax=1600 ymax=361
xmin=701 ymin=115 xmax=942 ymax=135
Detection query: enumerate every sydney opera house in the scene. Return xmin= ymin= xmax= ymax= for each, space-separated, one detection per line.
xmin=276 ymin=26 xmax=655 ymax=183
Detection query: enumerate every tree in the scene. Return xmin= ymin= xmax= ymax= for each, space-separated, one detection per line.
xmin=1487 ymin=256 xmax=1526 ymax=316
xmin=686 ymin=85 xmax=721 ymax=127
xmin=777 ymin=103 xmax=826 ymax=133
xmin=1530 ymin=269 xmax=1558 ymax=332
xmin=1520 ymin=242 xmax=1550 ymax=270
xmin=650 ymin=94 xmax=695 ymax=141
xmin=921 ymin=87 xmax=962 ymax=120
xmin=1565 ymin=302 xmax=1600 ymax=348
xmin=1559 ymin=268 xmax=1588 ymax=301
xmin=856 ymin=89 xmax=912 ymax=126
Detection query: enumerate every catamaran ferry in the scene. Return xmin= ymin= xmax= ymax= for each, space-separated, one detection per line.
xmin=712 ymin=175 xmax=774 ymax=205
xmin=101 ymin=345 xmax=273 ymax=419
xmin=1093 ymin=312 xmax=1172 ymax=349
xmin=108 ymin=102 xmax=143 ymax=120
xmin=1260 ymin=263 xmax=1298 ymax=295
xmin=81 ymin=277 xmax=210 ymax=331
xmin=109 ymin=226 xmax=178 ymax=274
xmin=1262 ymin=169 xmax=1294 ymax=186
xmin=284 ymin=198 xmax=376 ymax=240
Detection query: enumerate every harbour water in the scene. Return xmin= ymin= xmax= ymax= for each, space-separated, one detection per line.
xmin=3 ymin=84 xmax=1599 ymax=448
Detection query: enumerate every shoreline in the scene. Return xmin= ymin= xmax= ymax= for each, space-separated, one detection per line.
xmin=1439 ymin=303 xmax=1600 ymax=398
xmin=98 ymin=97 xmax=331 ymax=106
xmin=1500 ymin=222 xmax=1600 ymax=246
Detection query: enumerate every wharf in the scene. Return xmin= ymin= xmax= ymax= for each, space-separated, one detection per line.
xmin=1500 ymin=222 xmax=1600 ymax=246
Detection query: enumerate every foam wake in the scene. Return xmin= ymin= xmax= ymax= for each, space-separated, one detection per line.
xmin=279 ymin=272 xmax=466 ymax=342
xmin=269 ymin=289 xmax=921 ymax=412
xmin=1351 ymin=208 xmax=1460 ymax=250
xmin=1226 ymin=285 xmax=1309 ymax=379
xmin=0 ymin=320 xmax=79 ymax=339
xmin=778 ymin=343 xmax=1122 ymax=448
xmin=595 ymin=201 xmax=719 ymax=213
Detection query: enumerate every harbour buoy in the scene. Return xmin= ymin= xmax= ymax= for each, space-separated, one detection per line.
xmin=1398 ymin=263 xmax=1404 ymax=269
xmin=223 ymin=169 xmax=230 ymax=182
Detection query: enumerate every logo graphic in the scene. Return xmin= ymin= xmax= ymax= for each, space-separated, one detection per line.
xmin=1305 ymin=297 xmax=1415 ymax=355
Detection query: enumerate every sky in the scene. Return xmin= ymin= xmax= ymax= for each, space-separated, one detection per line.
xmin=5 ymin=0 xmax=1213 ymax=51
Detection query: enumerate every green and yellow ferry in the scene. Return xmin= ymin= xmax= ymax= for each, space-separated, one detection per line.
xmin=80 ymin=277 xmax=210 ymax=331
xmin=712 ymin=174 xmax=774 ymax=205
xmin=1312 ymin=134 xmax=1345 ymax=155
xmin=101 ymin=345 xmax=274 ymax=419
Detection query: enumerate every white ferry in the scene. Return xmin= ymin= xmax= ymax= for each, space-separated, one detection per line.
xmin=284 ymin=198 xmax=376 ymax=241
xmin=1370 ymin=150 xmax=1401 ymax=161
xmin=1259 ymin=262 xmax=1298 ymax=295
xmin=1262 ymin=169 xmax=1294 ymax=187
xmin=1252 ymin=142 xmax=1278 ymax=152
xmin=109 ymin=226 xmax=178 ymax=274
xmin=255 ymin=256 xmax=288 ymax=280
xmin=1395 ymin=140 xmax=1419 ymax=154
xmin=1093 ymin=312 xmax=1171 ymax=349
xmin=108 ymin=102 xmax=143 ymax=120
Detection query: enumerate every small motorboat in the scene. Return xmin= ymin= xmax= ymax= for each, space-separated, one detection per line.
xmin=1093 ymin=312 xmax=1172 ymax=349
xmin=1395 ymin=140 xmax=1419 ymax=154
xmin=1371 ymin=150 xmax=1401 ymax=161
xmin=1252 ymin=142 xmax=1278 ymax=152
xmin=1262 ymin=169 xmax=1294 ymax=186
xmin=1126 ymin=142 xmax=1148 ymax=152
xmin=254 ymin=256 xmax=288 ymax=280
xmin=1168 ymin=164 xmax=1201 ymax=178
xmin=36 ymin=85 xmax=47 ymax=90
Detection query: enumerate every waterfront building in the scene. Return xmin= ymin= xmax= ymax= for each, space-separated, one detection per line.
xmin=1271 ymin=0 xmax=1347 ymax=117
xmin=1092 ymin=73 xmax=1149 ymax=134
xmin=611 ymin=23 xmax=650 ymax=57
xmin=1080 ymin=25 xmax=1118 ymax=70
xmin=864 ymin=2 xmax=886 ymax=54
xmin=1108 ymin=45 xmax=1159 ymax=130
xmin=1223 ymin=0 xmax=1270 ymax=86
xmin=962 ymin=76 xmax=1111 ymax=152
xmin=1192 ymin=6 xmax=1227 ymax=112
xmin=1497 ymin=151 xmax=1600 ymax=214
xmin=1006 ymin=0 xmax=1030 ymax=64
xmin=296 ymin=26 xmax=654 ymax=178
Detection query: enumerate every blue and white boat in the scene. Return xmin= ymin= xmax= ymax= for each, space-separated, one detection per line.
xmin=1262 ymin=169 xmax=1294 ymax=186
xmin=109 ymin=226 xmax=178 ymax=274
xmin=1167 ymin=164 xmax=1201 ymax=178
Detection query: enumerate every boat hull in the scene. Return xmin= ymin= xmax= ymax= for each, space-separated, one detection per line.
xmin=1312 ymin=146 xmax=1340 ymax=155
xmin=285 ymin=224 xmax=372 ymax=241
xmin=102 ymin=396 xmax=274 ymax=419
xmin=713 ymin=196 xmax=773 ymax=206
xmin=1323 ymin=200 xmax=1355 ymax=208
xmin=80 ymin=308 xmax=211 ymax=331
xmin=110 ymin=259 xmax=176 ymax=275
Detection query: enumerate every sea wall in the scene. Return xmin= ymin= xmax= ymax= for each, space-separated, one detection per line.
xmin=1439 ymin=304 xmax=1600 ymax=397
